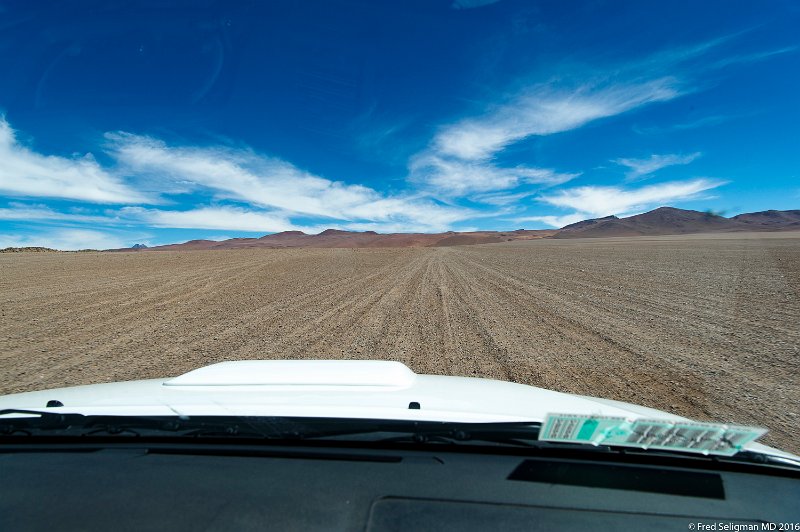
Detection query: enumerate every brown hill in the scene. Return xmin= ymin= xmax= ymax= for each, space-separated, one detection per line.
xmin=553 ymin=207 xmax=800 ymax=239
xmin=150 ymin=239 xmax=219 ymax=251
xmin=731 ymin=209 xmax=800 ymax=230
xmin=135 ymin=228 xmax=556 ymax=251
xmin=257 ymin=230 xmax=307 ymax=240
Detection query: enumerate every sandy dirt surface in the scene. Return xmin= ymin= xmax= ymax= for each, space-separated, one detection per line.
xmin=1 ymin=232 xmax=798 ymax=453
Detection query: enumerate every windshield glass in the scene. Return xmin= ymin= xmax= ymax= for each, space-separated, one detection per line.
xmin=0 ymin=1 xmax=797 ymax=457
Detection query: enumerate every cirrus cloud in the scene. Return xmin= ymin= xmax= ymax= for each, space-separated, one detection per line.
xmin=0 ymin=117 xmax=152 ymax=204
xmin=532 ymin=178 xmax=726 ymax=227
xmin=0 ymin=228 xmax=133 ymax=251
xmin=119 ymin=206 xmax=300 ymax=233
xmin=106 ymin=132 xmax=472 ymax=232
xmin=433 ymin=77 xmax=683 ymax=162
xmin=614 ymin=152 xmax=701 ymax=181
xmin=409 ymin=76 xmax=684 ymax=199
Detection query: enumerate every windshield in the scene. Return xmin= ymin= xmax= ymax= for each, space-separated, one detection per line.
xmin=0 ymin=1 xmax=798 ymax=458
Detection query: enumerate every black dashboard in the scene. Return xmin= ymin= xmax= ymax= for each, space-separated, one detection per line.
xmin=1 ymin=442 xmax=798 ymax=531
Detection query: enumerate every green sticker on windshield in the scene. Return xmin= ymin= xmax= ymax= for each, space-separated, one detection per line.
xmin=540 ymin=414 xmax=629 ymax=444
xmin=540 ymin=414 xmax=767 ymax=456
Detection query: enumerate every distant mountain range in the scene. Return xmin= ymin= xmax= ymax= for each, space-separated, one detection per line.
xmin=135 ymin=228 xmax=558 ymax=251
xmin=552 ymin=207 xmax=800 ymax=238
xmin=109 ymin=207 xmax=800 ymax=251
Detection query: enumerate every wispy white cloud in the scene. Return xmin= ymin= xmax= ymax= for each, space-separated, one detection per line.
xmin=0 ymin=199 xmax=472 ymax=236
xmin=408 ymin=76 xmax=681 ymax=199
xmin=535 ymin=178 xmax=725 ymax=226
xmin=633 ymin=114 xmax=734 ymax=134
xmin=121 ymin=204 xmax=474 ymax=235
xmin=107 ymin=133 xmax=472 ymax=232
xmin=344 ymin=197 xmax=474 ymax=232
xmin=470 ymin=190 xmax=537 ymax=206
xmin=512 ymin=213 xmax=588 ymax=228
xmin=205 ymin=234 xmax=234 ymax=241
xmin=614 ymin=152 xmax=701 ymax=181
xmin=409 ymin=153 xmax=578 ymax=196
xmin=628 ymin=41 xmax=793 ymax=135
xmin=107 ymin=133 xmax=374 ymax=218
xmin=0 ymin=228 xmax=130 ymax=251
xmin=0 ymin=202 xmax=115 ymax=224
xmin=432 ymin=78 xmax=682 ymax=162
xmin=335 ymin=220 xmax=459 ymax=234
xmin=410 ymin=33 xmax=788 ymax=202
xmin=0 ymin=117 xmax=151 ymax=204
xmin=711 ymin=46 xmax=798 ymax=70
xmin=0 ymin=116 xmax=478 ymax=234
xmin=119 ymin=206 xmax=300 ymax=233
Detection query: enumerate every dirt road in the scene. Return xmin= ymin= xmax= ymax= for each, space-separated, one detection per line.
xmin=2 ymin=232 xmax=798 ymax=452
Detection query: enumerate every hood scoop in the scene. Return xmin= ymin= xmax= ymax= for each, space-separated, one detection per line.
xmin=163 ymin=360 xmax=417 ymax=387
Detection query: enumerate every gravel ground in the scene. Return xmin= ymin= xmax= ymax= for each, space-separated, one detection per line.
xmin=1 ymin=232 xmax=798 ymax=453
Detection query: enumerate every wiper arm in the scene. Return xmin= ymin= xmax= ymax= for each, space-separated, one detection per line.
xmin=732 ymin=450 xmax=800 ymax=470
xmin=300 ymin=422 xmax=543 ymax=448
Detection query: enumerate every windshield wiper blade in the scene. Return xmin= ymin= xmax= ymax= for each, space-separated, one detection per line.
xmin=726 ymin=449 xmax=800 ymax=470
xmin=298 ymin=422 xmax=543 ymax=448
xmin=0 ymin=414 xmax=542 ymax=445
xmin=0 ymin=412 xmax=278 ymax=439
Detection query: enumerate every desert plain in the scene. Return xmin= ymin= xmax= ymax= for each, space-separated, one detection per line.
xmin=1 ymin=232 xmax=798 ymax=453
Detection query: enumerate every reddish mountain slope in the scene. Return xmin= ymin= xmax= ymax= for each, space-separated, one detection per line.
xmin=553 ymin=207 xmax=800 ymax=239
xmin=731 ymin=209 xmax=800 ymax=230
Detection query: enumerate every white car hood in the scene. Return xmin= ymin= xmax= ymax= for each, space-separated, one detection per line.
xmin=0 ymin=360 xmax=795 ymax=461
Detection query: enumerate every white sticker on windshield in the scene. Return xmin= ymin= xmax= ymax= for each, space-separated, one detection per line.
xmin=540 ymin=414 xmax=767 ymax=456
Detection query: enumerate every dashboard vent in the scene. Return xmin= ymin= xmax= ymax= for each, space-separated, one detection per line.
xmin=508 ymin=459 xmax=725 ymax=499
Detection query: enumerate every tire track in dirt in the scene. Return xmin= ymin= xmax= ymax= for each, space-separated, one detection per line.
xmin=448 ymin=250 xmax=711 ymax=411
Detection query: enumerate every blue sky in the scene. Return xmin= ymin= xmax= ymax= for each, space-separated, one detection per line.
xmin=0 ymin=0 xmax=798 ymax=249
